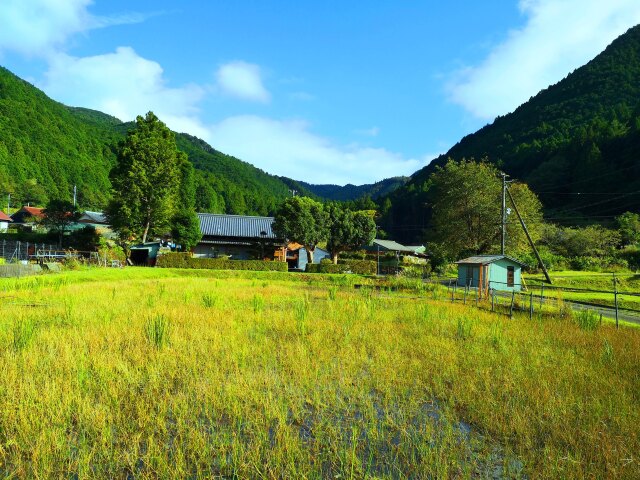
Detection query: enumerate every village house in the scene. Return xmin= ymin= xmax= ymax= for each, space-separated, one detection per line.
xmin=194 ymin=213 xmax=287 ymax=261
xmin=10 ymin=206 xmax=45 ymax=225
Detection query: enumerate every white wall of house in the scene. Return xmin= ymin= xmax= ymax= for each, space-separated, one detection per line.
xmin=0 ymin=221 xmax=8 ymax=232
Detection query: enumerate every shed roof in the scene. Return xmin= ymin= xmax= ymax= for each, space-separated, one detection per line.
xmin=198 ymin=213 xmax=280 ymax=239
xmin=455 ymin=255 xmax=527 ymax=267
xmin=0 ymin=211 xmax=12 ymax=222
xmin=79 ymin=211 xmax=108 ymax=224
xmin=367 ymin=239 xmax=416 ymax=253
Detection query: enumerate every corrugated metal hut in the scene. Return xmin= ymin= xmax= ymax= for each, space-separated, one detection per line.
xmin=455 ymin=255 xmax=527 ymax=292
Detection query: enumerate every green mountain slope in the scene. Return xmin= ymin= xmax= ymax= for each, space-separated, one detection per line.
xmin=0 ymin=67 xmax=120 ymax=208
xmin=382 ymin=24 xmax=640 ymax=243
xmin=0 ymin=67 xmax=299 ymax=215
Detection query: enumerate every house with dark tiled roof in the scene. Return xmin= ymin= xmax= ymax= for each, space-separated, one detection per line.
xmin=194 ymin=213 xmax=287 ymax=261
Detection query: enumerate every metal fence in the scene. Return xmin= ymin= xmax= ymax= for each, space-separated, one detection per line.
xmin=442 ymin=278 xmax=640 ymax=328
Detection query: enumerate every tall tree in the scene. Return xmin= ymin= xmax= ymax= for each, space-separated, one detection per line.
xmin=326 ymin=203 xmax=376 ymax=264
xmin=272 ymin=196 xmax=328 ymax=264
xmin=106 ymin=112 xmax=181 ymax=243
xmin=43 ymin=199 xmax=81 ymax=247
xmin=428 ymin=159 xmax=543 ymax=259
xmin=171 ymin=154 xmax=201 ymax=251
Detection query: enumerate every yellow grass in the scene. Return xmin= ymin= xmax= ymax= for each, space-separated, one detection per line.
xmin=0 ymin=267 xmax=638 ymax=478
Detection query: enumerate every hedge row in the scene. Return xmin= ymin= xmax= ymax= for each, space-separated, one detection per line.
xmin=156 ymin=253 xmax=288 ymax=272
xmin=307 ymin=259 xmax=376 ymax=275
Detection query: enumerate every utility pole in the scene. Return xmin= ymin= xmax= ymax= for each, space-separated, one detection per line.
xmin=6 ymin=193 xmax=10 ymax=216
xmin=73 ymin=185 xmax=77 ymax=207
xmin=501 ymin=172 xmax=508 ymax=255
xmin=506 ymin=186 xmax=552 ymax=284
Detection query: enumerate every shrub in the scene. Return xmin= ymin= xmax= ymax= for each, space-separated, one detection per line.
xmin=306 ymin=263 xmax=351 ymax=274
xmin=619 ymin=247 xmax=640 ymax=271
xmin=306 ymin=259 xmax=376 ymax=275
xmin=156 ymin=253 xmax=288 ymax=272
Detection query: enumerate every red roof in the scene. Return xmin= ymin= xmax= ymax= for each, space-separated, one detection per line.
xmin=0 ymin=211 xmax=11 ymax=222
xmin=17 ymin=206 xmax=45 ymax=218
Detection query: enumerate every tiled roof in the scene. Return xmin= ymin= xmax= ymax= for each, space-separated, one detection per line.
xmin=455 ymin=255 xmax=527 ymax=267
xmin=0 ymin=211 xmax=11 ymax=222
xmin=15 ymin=206 xmax=45 ymax=218
xmin=198 ymin=213 xmax=280 ymax=239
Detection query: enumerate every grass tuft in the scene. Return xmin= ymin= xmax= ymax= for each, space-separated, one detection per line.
xmin=145 ymin=314 xmax=171 ymax=349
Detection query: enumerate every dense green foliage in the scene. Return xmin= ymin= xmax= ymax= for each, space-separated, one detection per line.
xmin=156 ymin=252 xmax=288 ymax=271
xmin=272 ymin=196 xmax=329 ymax=263
xmin=0 ymin=68 xmax=119 ymax=208
xmin=106 ymin=113 xmax=183 ymax=243
xmin=428 ymin=160 xmax=543 ymax=260
xmin=325 ymin=203 xmax=377 ymax=264
xmin=382 ymin=25 xmax=640 ymax=243
xmin=175 ymin=134 xmax=294 ymax=215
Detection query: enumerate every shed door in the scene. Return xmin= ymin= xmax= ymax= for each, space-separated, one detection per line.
xmin=507 ymin=266 xmax=515 ymax=287
xmin=466 ymin=266 xmax=474 ymax=286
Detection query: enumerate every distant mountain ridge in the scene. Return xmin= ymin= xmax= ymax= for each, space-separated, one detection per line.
xmin=381 ymin=24 xmax=640 ymax=243
xmin=280 ymin=176 xmax=409 ymax=202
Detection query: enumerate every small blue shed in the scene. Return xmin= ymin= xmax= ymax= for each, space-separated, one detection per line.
xmin=455 ymin=255 xmax=527 ymax=292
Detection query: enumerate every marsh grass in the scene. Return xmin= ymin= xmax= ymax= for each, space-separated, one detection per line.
xmin=0 ymin=268 xmax=636 ymax=478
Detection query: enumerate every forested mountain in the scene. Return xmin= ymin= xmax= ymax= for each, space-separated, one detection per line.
xmin=0 ymin=66 xmax=308 ymax=215
xmin=382 ymin=24 xmax=640 ymax=243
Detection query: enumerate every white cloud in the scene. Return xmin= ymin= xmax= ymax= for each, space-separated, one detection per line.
xmin=40 ymin=47 xmax=208 ymax=137
xmin=0 ymin=0 xmax=150 ymax=57
xmin=0 ymin=0 xmax=91 ymax=56
xmin=216 ymin=61 xmax=270 ymax=103
xmin=208 ymin=115 xmax=425 ymax=184
xmin=449 ymin=0 xmax=640 ymax=119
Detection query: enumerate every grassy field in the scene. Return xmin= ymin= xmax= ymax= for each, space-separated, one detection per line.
xmin=524 ymin=271 xmax=640 ymax=311
xmin=0 ymin=268 xmax=638 ymax=478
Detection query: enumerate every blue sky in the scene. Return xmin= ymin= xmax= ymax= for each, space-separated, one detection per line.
xmin=1 ymin=1 xmax=639 ymax=185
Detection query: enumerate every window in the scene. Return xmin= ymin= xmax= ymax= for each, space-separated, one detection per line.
xmin=507 ymin=266 xmax=515 ymax=287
